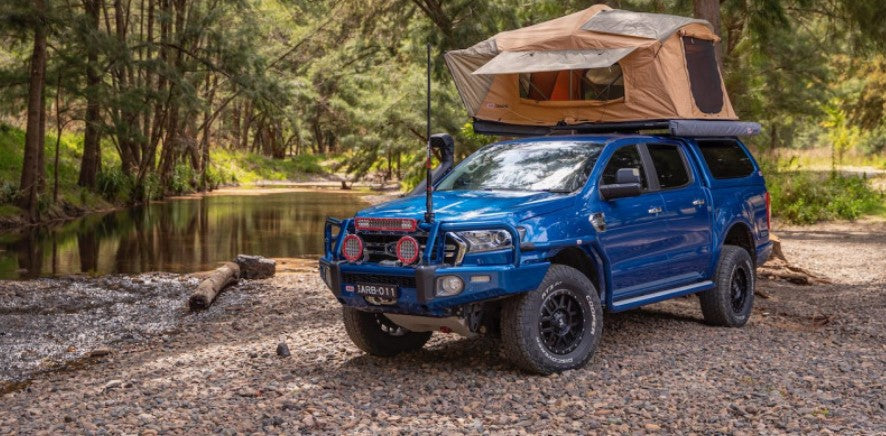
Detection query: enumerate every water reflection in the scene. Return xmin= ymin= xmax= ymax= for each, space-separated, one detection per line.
xmin=0 ymin=191 xmax=366 ymax=279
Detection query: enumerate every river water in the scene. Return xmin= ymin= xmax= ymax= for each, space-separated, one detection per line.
xmin=0 ymin=190 xmax=367 ymax=280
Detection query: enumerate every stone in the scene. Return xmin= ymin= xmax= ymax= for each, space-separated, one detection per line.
xmin=235 ymin=255 xmax=276 ymax=279
xmin=89 ymin=347 xmax=112 ymax=358
xmin=237 ymin=388 xmax=260 ymax=398
xmin=276 ymin=342 xmax=291 ymax=358
xmin=102 ymin=380 xmax=123 ymax=391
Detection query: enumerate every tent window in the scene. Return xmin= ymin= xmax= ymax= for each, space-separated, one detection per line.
xmin=519 ymin=65 xmax=625 ymax=102
xmin=682 ymin=37 xmax=723 ymax=114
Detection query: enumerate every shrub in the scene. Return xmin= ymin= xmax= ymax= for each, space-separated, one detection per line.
xmin=131 ymin=173 xmax=163 ymax=202
xmin=169 ymin=163 xmax=196 ymax=195
xmin=96 ymin=167 xmax=131 ymax=202
xmin=290 ymin=154 xmax=324 ymax=174
xmin=0 ymin=181 xmax=17 ymax=204
xmin=768 ymin=171 xmax=883 ymax=224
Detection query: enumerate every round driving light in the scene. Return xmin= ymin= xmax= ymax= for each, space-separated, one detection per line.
xmin=437 ymin=276 xmax=464 ymax=296
xmin=341 ymin=234 xmax=363 ymax=262
xmin=396 ymin=236 xmax=420 ymax=265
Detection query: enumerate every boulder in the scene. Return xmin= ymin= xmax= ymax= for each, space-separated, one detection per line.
xmin=235 ymin=255 xmax=276 ymax=279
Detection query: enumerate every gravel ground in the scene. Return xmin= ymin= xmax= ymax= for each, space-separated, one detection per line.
xmin=1 ymin=221 xmax=884 ymax=434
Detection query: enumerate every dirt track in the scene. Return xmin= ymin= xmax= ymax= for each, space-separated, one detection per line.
xmin=1 ymin=221 xmax=884 ymax=434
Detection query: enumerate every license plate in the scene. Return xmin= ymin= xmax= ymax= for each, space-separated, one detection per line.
xmin=354 ymin=283 xmax=399 ymax=299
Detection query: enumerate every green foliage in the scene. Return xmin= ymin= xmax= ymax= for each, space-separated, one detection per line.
xmin=0 ymin=181 xmax=17 ymax=204
xmin=95 ymin=167 xmax=130 ymax=202
xmin=169 ymin=164 xmax=197 ymax=195
xmin=821 ymin=102 xmax=862 ymax=166
xmin=209 ymin=148 xmax=328 ymax=184
xmin=858 ymin=126 xmax=886 ymax=156
xmin=290 ymin=154 xmax=324 ymax=174
xmin=768 ymin=171 xmax=883 ymax=224
xmin=2 ymin=0 xmax=886 ymax=225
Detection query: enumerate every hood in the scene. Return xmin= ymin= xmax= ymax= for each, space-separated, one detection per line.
xmin=357 ymin=190 xmax=575 ymax=223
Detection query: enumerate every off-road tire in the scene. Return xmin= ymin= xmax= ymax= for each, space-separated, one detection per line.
xmin=500 ymin=265 xmax=603 ymax=374
xmin=342 ymin=308 xmax=432 ymax=357
xmin=699 ymin=245 xmax=755 ymax=327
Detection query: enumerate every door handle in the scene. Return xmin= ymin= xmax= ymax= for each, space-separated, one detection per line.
xmin=692 ymin=199 xmax=705 ymax=206
xmin=648 ymin=206 xmax=662 ymax=214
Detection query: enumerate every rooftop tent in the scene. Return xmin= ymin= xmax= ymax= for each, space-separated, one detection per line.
xmin=444 ymin=5 xmax=738 ymax=127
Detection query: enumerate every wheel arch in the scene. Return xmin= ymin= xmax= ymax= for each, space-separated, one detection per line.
xmin=722 ymin=221 xmax=756 ymax=266
xmin=547 ymin=246 xmax=606 ymax=298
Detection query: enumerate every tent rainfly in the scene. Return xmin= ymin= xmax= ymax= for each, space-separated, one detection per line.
xmin=444 ymin=5 xmax=737 ymax=127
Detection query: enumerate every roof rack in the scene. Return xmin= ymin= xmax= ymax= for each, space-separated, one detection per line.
xmin=473 ymin=119 xmax=761 ymax=138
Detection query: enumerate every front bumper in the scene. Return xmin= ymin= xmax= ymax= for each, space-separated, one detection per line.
xmin=319 ymin=258 xmax=550 ymax=317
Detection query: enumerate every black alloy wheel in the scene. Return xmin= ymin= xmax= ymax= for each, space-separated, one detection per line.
xmin=501 ymin=264 xmax=603 ymax=374
xmin=730 ymin=266 xmax=750 ymax=314
xmin=699 ymin=245 xmax=755 ymax=327
xmin=539 ymin=289 xmax=586 ymax=355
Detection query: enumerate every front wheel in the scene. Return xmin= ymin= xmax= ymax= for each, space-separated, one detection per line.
xmin=500 ymin=265 xmax=603 ymax=374
xmin=342 ymin=308 xmax=432 ymax=357
xmin=699 ymin=245 xmax=755 ymax=327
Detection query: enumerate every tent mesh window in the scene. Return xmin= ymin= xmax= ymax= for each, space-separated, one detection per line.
xmin=682 ymin=37 xmax=723 ymax=114
xmin=519 ymin=65 xmax=625 ymax=102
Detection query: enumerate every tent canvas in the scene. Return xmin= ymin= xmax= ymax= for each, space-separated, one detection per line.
xmin=444 ymin=5 xmax=737 ymax=127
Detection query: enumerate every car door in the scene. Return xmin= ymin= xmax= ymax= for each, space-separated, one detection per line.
xmin=645 ymin=142 xmax=713 ymax=285
xmin=592 ymin=143 xmax=673 ymax=298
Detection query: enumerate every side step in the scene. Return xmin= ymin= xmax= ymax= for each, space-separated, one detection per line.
xmin=611 ymin=281 xmax=715 ymax=312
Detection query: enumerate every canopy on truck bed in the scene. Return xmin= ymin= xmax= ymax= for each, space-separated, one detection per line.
xmin=444 ymin=5 xmax=737 ymax=127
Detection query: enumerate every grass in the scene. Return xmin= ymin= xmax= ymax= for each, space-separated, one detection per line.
xmin=0 ymin=123 xmax=113 ymax=221
xmin=767 ymin=170 xmax=884 ymax=224
xmin=209 ymin=148 xmax=326 ymax=185
xmin=771 ymin=146 xmax=886 ymax=170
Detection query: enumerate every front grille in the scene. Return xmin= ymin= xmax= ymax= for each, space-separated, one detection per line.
xmin=357 ymin=231 xmax=459 ymax=265
xmin=342 ymin=273 xmax=417 ymax=288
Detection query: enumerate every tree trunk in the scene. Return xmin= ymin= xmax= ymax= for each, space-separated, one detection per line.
xmin=693 ymin=0 xmax=722 ymax=68
xmin=200 ymin=74 xmax=217 ymax=191
xmin=53 ymin=73 xmax=62 ymax=203
xmin=19 ymin=0 xmax=48 ymax=221
xmin=36 ymin=78 xmax=47 ymax=193
xmin=79 ymin=0 xmax=102 ymax=188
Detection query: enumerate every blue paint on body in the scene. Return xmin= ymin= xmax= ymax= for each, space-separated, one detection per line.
xmin=320 ymin=134 xmax=770 ymax=318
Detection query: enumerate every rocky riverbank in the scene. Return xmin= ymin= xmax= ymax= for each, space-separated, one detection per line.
xmin=1 ymin=220 xmax=884 ymax=433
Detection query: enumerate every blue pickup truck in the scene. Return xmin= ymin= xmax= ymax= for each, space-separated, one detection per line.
xmin=320 ymin=122 xmax=772 ymax=374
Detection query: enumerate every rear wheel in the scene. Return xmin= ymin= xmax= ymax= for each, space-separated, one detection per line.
xmin=500 ymin=265 xmax=603 ymax=374
xmin=342 ymin=308 xmax=432 ymax=356
xmin=699 ymin=245 xmax=755 ymax=327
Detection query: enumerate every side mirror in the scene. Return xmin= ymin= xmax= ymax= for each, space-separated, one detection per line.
xmin=599 ymin=168 xmax=643 ymax=200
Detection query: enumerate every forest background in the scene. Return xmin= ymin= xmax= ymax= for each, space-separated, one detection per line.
xmin=0 ymin=0 xmax=884 ymax=226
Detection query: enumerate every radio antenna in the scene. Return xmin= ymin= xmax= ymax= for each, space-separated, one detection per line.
xmin=424 ymin=43 xmax=435 ymax=224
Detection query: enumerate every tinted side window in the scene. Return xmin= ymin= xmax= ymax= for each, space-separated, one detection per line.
xmin=601 ymin=145 xmax=647 ymax=189
xmin=698 ymin=140 xmax=755 ymax=179
xmin=648 ymin=144 xmax=690 ymax=189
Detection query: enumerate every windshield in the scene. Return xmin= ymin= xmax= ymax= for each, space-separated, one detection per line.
xmin=436 ymin=141 xmax=603 ymax=193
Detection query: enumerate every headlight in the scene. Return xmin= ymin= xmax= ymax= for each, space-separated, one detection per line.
xmin=455 ymin=230 xmax=513 ymax=253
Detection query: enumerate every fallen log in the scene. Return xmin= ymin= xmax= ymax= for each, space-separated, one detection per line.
xmin=189 ymin=262 xmax=240 ymax=311
xmin=759 ymin=234 xmax=831 ymax=285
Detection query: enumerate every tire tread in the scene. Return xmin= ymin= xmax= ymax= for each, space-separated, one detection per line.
xmin=699 ymin=245 xmax=755 ymax=327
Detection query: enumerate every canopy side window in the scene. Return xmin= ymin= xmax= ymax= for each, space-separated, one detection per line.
xmin=682 ymin=37 xmax=723 ymax=114
xmin=519 ymin=65 xmax=625 ymax=102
